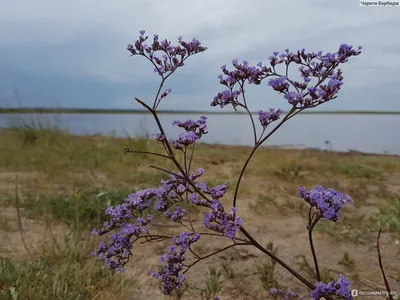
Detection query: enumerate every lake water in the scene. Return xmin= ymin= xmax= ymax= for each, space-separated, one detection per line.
xmin=0 ymin=113 xmax=398 ymax=155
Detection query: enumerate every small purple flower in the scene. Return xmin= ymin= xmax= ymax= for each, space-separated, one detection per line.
xmin=154 ymin=168 xmax=205 ymax=219
xmin=269 ymin=288 xmax=301 ymax=299
xmin=203 ymin=200 xmax=243 ymax=239
xmin=172 ymin=116 xmax=208 ymax=138
xmin=310 ymin=274 xmax=352 ymax=300
xmin=211 ymin=89 xmax=242 ymax=108
xmin=268 ymin=77 xmax=290 ymax=93
xmin=258 ymin=108 xmax=283 ymax=128
xmin=298 ymin=186 xmax=352 ymax=222
xmin=212 ymin=45 xmax=361 ymax=110
xmin=171 ymin=132 xmax=199 ymax=150
xmin=163 ymin=206 xmax=187 ymax=222
xmin=284 ymin=91 xmax=305 ymax=106
xmin=159 ymin=88 xmax=172 ymax=101
xmin=269 ymin=287 xmax=285 ymax=297
xmin=152 ymin=133 xmax=167 ymax=142
xmin=91 ymin=214 xmax=154 ymax=271
xmin=149 ymin=232 xmax=201 ymax=294
xmin=127 ymin=31 xmax=207 ymax=78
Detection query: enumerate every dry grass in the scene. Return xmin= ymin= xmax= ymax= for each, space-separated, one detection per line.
xmin=0 ymin=126 xmax=399 ymax=299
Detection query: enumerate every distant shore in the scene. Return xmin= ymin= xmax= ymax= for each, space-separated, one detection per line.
xmin=1 ymin=107 xmax=400 ymax=115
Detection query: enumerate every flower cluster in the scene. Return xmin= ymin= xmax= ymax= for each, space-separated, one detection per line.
xmin=269 ymin=287 xmax=302 ymax=299
xmin=93 ymin=215 xmax=153 ymax=271
xmin=127 ymin=30 xmax=207 ymax=78
xmin=212 ymin=44 xmax=361 ymax=111
xmin=258 ymin=108 xmax=284 ymax=129
xmin=310 ymin=274 xmax=352 ymax=300
xmin=203 ymin=200 xmax=243 ymax=239
xmin=171 ymin=132 xmax=199 ymax=150
xmin=297 ymin=186 xmax=352 ymax=222
xmin=90 ymin=188 xmax=159 ymax=270
xmin=211 ymin=89 xmax=242 ymax=109
xmin=148 ymin=232 xmax=200 ymax=294
xmin=159 ymin=88 xmax=172 ymax=102
xmin=168 ymin=116 xmax=208 ymax=150
xmin=191 ymin=182 xmax=243 ymax=238
xmin=172 ymin=116 xmax=208 ymax=138
xmin=154 ymin=168 xmax=205 ymax=221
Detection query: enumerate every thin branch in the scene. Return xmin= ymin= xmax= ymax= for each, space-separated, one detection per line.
xmin=240 ymin=226 xmax=315 ymax=290
xmin=232 ymin=106 xmax=297 ymax=209
xmin=376 ymin=228 xmax=394 ymax=300
xmin=124 ymin=148 xmax=171 ymax=159
xmin=183 ymin=242 xmax=250 ymax=273
xmin=150 ymin=165 xmax=186 ymax=180
xmin=135 ymin=97 xmax=211 ymax=202
xmin=308 ymin=211 xmax=321 ymax=282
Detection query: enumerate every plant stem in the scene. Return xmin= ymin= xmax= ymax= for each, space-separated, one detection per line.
xmin=308 ymin=211 xmax=321 ymax=282
xmin=232 ymin=106 xmax=297 ymax=208
xmin=240 ymin=226 xmax=315 ymax=290
xmin=376 ymin=228 xmax=394 ymax=300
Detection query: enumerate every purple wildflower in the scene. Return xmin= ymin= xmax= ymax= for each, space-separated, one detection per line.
xmin=149 ymin=232 xmax=200 ymax=294
xmin=212 ymin=44 xmax=361 ymax=110
xmin=171 ymin=131 xmax=199 ymax=150
xmin=91 ymin=214 xmax=153 ymax=271
xmin=269 ymin=287 xmax=285 ymax=297
xmin=310 ymin=274 xmax=352 ymax=300
xmin=158 ymin=88 xmax=172 ymax=101
xmin=284 ymin=91 xmax=305 ymax=106
xmin=172 ymin=116 xmax=208 ymax=138
xmin=154 ymin=168 xmax=204 ymax=217
xmin=268 ymin=77 xmax=290 ymax=93
xmin=91 ymin=188 xmax=159 ymax=270
xmin=203 ymin=200 xmax=243 ymax=239
xmin=258 ymin=108 xmax=283 ymax=128
xmin=269 ymin=288 xmax=302 ymax=299
xmin=163 ymin=206 xmax=186 ymax=222
xmin=153 ymin=133 xmax=167 ymax=142
xmin=127 ymin=30 xmax=207 ymax=78
xmin=298 ymin=186 xmax=352 ymax=222
xmin=211 ymin=89 xmax=242 ymax=109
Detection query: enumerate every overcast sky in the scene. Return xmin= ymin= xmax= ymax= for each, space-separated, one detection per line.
xmin=0 ymin=0 xmax=399 ymax=112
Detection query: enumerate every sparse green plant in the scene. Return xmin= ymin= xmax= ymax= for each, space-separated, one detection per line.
xmin=296 ymin=255 xmax=334 ymax=283
xmin=201 ymin=267 xmax=223 ymax=300
xmin=371 ymin=197 xmax=400 ymax=231
xmin=7 ymin=117 xmax=64 ymax=146
xmin=316 ymin=217 xmax=373 ymax=244
xmin=338 ymin=252 xmax=357 ymax=272
xmin=273 ymin=163 xmax=303 ymax=181
xmin=220 ymin=261 xmax=235 ymax=279
xmin=20 ymin=189 xmax=133 ymax=229
xmin=256 ymin=242 xmax=280 ymax=291
xmin=249 ymin=195 xmax=282 ymax=213
xmin=330 ymin=163 xmax=382 ymax=180
xmin=0 ymin=238 xmax=134 ymax=300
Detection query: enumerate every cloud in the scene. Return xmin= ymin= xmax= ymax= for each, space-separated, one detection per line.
xmin=0 ymin=0 xmax=399 ymax=110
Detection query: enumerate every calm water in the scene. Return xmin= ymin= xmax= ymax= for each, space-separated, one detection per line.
xmin=0 ymin=113 xmax=398 ymax=155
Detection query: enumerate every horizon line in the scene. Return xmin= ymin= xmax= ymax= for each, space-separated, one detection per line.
xmin=1 ymin=107 xmax=400 ymax=115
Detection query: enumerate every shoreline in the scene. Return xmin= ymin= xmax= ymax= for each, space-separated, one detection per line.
xmin=1 ymin=108 xmax=400 ymax=115
xmin=1 ymin=128 xmax=398 ymax=158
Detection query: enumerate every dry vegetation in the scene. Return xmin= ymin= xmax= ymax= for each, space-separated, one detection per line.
xmin=0 ymin=124 xmax=399 ymax=299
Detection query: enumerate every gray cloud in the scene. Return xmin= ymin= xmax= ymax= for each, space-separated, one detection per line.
xmin=0 ymin=0 xmax=399 ymax=111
